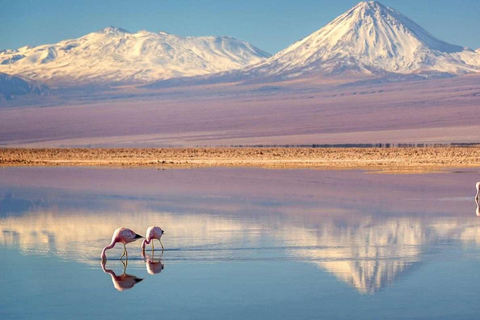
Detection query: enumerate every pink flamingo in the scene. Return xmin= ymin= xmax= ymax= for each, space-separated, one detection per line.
xmin=476 ymin=182 xmax=480 ymax=201
xmin=476 ymin=197 xmax=480 ymax=217
xmin=101 ymin=227 xmax=143 ymax=260
xmin=141 ymin=226 xmax=165 ymax=252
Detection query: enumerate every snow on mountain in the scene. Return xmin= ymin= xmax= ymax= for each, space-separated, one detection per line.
xmin=0 ymin=73 xmax=47 ymax=100
xmin=0 ymin=27 xmax=270 ymax=86
xmin=238 ymin=1 xmax=480 ymax=80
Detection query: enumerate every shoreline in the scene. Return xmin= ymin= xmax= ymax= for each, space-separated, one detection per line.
xmin=2 ymin=147 xmax=480 ymax=173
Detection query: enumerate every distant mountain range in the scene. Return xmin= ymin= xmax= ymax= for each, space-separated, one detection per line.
xmin=149 ymin=1 xmax=480 ymax=87
xmin=1 ymin=1 xmax=479 ymax=92
xmin=0 ymin=27 xmax=270 ymax=86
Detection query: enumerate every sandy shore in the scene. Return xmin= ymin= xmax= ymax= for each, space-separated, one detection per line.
xmin=1 ymin=147 xmax=480 ymax=173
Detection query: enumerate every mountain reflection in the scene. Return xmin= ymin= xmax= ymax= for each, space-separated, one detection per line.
xmin=282 ymin=218 xmax=426 ymax=294
xmin=101 ymin=259 xmax=143 ymax=291
xmin=1 ymin=210 xmax=479 ymax=294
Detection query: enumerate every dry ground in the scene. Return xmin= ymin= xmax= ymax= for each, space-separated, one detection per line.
xmin=2 ymin=147 xmax=480 ymax=173
xmin=1 ymin=75 xmax=480 ymax=148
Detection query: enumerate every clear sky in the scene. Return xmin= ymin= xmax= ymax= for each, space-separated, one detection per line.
xmin=1 ymin=0 xmax=479 ymax=54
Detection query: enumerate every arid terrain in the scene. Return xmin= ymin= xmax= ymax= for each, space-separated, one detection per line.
xmin=2 ymin=147 xmax=480 ymax=173
xmin=1 ymin=74 xmax=480 ymax=148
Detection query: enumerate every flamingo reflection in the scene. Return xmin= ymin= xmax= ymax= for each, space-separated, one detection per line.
xmin=101 ymin=259 xmax=143 ymax=291
xmin=142 ymin=250 xmax=164 ymax=275
xmin=476 ymin=182 xmax=480 ymax=201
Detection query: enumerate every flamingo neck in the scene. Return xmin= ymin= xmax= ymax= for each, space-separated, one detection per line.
xmin=101 ymin=241 xmax=116 ymax=259
xmin=141 ymin=238 xmax=151 ymax=249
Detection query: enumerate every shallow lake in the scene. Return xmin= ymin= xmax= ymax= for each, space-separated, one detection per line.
xmin=1 ymin=167 xmax=479 ymax=319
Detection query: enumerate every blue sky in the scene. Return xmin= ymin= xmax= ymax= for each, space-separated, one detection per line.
xmin=1 ymin=0 xmax=479 ymax=53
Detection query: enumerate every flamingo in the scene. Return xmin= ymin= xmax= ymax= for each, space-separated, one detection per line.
xmin=101 ymin=227 xmax=143 ymax=260
xmin=476 ymin=182 xmax=480 ymax=201
xmin=141 ymin=226 xmax=165 ymax=252
xmin=101 ymin=260 xmax=143 ymax=291
xmin=476 ymin=197 xmax=480 ymax=217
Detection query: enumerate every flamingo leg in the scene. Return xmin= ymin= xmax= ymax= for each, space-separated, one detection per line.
xmin=120 ymin=244 xmax=126 ymax=259
xmin=152 ymin=242 xmax=155 ymax=251
xmin=160 ymin=239 xmax=164 ymax=251
xmin=125 ymin=244 xmax=128 ymax=259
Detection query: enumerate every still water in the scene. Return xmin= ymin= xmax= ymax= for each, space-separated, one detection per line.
xmin=1 ymin=167 xmax=479 ymax=319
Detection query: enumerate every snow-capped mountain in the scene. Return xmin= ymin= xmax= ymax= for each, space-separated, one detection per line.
xmin=0 ymin=27 xmax=270 ymax=86
xmin=232 ymin=1 xmax=480 ymax=80
xmin=0 ymin=73 xmax=47 ymax=100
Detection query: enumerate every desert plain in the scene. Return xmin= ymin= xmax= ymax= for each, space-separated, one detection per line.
xmin=1 ymin=147 xmax=480 ymax=173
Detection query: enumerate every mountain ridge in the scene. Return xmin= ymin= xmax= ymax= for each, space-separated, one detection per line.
xmin=1 ymin=2 xmax=479 ymax=90
xmin=0 ymin=26 xmax=270 ymax=86
xmin=148 ymin=0 xmax=480 ymax=89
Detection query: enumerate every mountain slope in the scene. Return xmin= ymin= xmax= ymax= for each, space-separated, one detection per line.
xmin=0 ymin=27 xmax=270 ymax=86
xmin=246 ymin=1 xmax=480 ymax=79
xmin=0 ymin=73 xmax=47 ymax=100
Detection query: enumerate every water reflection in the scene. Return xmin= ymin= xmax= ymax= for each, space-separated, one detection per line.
xmin=2 ymin=167 xmax=480 ymax=296
xmin=101 ymin=259 xmax=143 ymax=291
xmin=1 ymin=209 xmax=479 ymax=294
xmin=142 ymin=251 xmax=164 ymax=275
xmin=282 ymin=218 xmax=424 ymax=294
